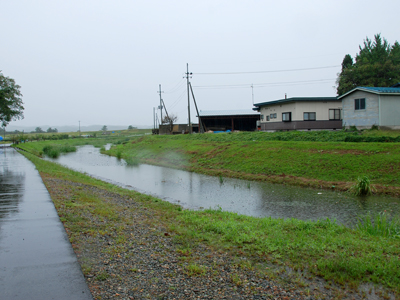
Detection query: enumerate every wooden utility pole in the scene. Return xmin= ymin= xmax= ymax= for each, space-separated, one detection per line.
xmin=158 ymin=84 xmax=164 ymax=123
xmin=153 ymin=107 xmax=155 ymax=129
xmin=185 ymin=63 xmax=192 ymax=134
xmin=189 ymin=82 xmax=205 ymax=133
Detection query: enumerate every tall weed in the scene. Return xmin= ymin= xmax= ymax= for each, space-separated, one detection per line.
xmin=350 ymin=176 xmax=374 ymax=196
xmin=356 ymin=212 xmax=400 ymax=238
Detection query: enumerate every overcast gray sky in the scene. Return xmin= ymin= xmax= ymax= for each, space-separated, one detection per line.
xmin=1 ymin=0 xmax=398 ymax=129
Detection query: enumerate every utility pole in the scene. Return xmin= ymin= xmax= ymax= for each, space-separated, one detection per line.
xmin=189 ymin=82 xmax=205 ymax=133
xmin=153 ymin=107 xmax=155 ymax=129
xmin=158 ymin=84 xmax=164 ymax=124
xmin=185 ymin=63 xmax=193 ymax=134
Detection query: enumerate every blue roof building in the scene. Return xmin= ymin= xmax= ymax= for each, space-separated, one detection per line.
xmin=338 ymin=84 xmax=400 ymax=129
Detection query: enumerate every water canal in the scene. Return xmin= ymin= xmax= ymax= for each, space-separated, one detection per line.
xmin=44 ymin=145 xmax=400 ymax=226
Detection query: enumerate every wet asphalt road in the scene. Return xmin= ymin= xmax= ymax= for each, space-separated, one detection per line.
xmin=0 ymin=146 xmax=92 ymax=300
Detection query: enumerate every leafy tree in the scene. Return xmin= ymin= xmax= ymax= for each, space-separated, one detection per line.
xmin=47 ymin=127 xmax=58 ymax=133
xmin=35 ymin=127 xmax=44 ymax=133
xmin=128 ymin=125 xmax=135 ymax=130
xmin=336 ymin=34 xmax=400 ymax=96
xmin=101 ymin=125 xmax=108 ymax=132
xmin=0 ymin=71 xmax=24 ymax=127
xmin=161 ymin=114 xmax=178 ymax=134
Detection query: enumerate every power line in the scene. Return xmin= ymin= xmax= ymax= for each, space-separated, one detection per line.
xmin=194 ymin=65 xmax=339 ymax=75
xmin=189 ymin=53 xmax=344 ymax=66
xmin=193 ymin=78 xmax=336 ymax=89
xmin=164 ymin=78 xmax=186 ymax=93
xmin=168 ymin=89 xmax=186 ymax=109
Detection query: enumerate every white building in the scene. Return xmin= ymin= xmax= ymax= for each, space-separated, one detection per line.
xmin=338 ymin=84 xmax=400 ymax=129
xmin=253 ymin=97 xmax=342 ymax=131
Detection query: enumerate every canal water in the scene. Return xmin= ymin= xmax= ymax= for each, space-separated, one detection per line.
xmin=45 ymin=145 xmax=400 ymax=226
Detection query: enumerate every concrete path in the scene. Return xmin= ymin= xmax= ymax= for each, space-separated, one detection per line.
xmin=0 ymin=147 xmax=93 ymax=300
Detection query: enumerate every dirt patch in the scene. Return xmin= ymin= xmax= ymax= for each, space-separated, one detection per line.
xmin=303 ymin=149 xmax=368 ymax=155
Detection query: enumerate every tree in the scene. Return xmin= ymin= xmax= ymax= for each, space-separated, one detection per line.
xmin=161 ymin=114 xmax=178 ymax=134
xmin=35 ymin=127 xmax=44 ymax=133
xmin=128 ymin=125 xmax=135 ymax=130
xmin=336 ymin=34 xmax=400 ymax=96
xmin=47 ymin=127 xmax=58 ymax=133
xmin=101 ymin=125 xmax=108 ymax=132
xmin=0 ymin=71 xmax=24 ymax=127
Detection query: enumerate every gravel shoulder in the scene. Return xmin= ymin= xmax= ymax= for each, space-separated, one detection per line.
xmin=41 ymin=176 xmax=379 ymax=300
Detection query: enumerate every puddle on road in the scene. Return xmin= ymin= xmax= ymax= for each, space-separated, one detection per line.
xmin=43 ymin=145 xmax=400 ymax=226
xmin=0 ymin=148 xmax=26 ymax=219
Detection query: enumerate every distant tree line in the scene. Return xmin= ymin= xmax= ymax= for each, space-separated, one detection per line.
xmin=336 ymin=34 xmax=400 ymax=96
xmin=30 ymin=127 xmax=58 ymax=133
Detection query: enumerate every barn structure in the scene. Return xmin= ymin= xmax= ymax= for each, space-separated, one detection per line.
xmin=198 ymin=110 xmax=260 ymax=132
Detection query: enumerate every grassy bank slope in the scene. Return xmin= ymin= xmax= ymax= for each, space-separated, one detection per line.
xmin=19 ymin=150 xmax=400 ymax=298
xmin=105 ymin=132 xmax=400 ymax=196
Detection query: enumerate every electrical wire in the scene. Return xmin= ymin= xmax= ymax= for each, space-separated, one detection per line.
xmin=194 ymin=65 xmax=339 ymax=75
xmin=168 ymin=89 xmax=186 ymax=109
xmin=193 ymin=78 xmax=335 ymax=89
xmin=164 ymin=78 xmax=185 ymax=93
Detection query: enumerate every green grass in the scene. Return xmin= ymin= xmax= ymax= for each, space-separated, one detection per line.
xmin=185 ymin=263 xmax=207 ymax=276
xmin=42 ymin=144 xmax=76 ymax=158
xmin=125 ymin=156 xmax=140 ymax=166
xmin=102 ymin=132 xmax=400 ymax=195
xmin=356 ymin=212 xmax=400 ymax=238
xmin=176 ymin=208 xmax=400 ymax=290
xmin=19 ymin=149 xmax=400 ymax=295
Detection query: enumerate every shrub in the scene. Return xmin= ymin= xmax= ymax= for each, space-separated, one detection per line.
xmin=349 ymin=125 xmax=358 ymax=132
xmin=43 ymin=145 xmax=60 ymax=158
xmin=42 ymin=144 xmax=76 ymax=158
xmin=370 ymin=124 xmax=379 ymax=131
xmin=125 ymin=156 xmax=139 ymax=166
xmin=350 ymin=176 xmax=374 ymax=196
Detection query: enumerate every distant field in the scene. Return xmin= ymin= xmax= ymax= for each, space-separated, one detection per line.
xmin=4 ymin=128 xmax=151 ymax=143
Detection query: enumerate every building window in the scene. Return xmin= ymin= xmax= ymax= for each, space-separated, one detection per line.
xmin=260 ymin=114 xmax=264 ymax=120
xmin=304 ymin=112 xmax=316 ymax=121
xmin=270 ymin=113 xmax=277 ymax=119
xmin=266 ymin=115 xmax=270 ymax=121
xmin=282 ymin=112 xmax=291 ymax=122
xmin=355 ymin=98 xmax=366 ymax=110
xmin=329 ymin=109 xmax=341 ymax=120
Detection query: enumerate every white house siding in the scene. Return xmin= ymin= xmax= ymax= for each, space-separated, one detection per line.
xmin=260 ymin=102 xmax=296 ymax=122
xmin=380 ymin=95 xmax=400 ymax=127
xmin=260 ymin=101 xmax=341 ymax=123
xmin=342 ymin=91 xmax=379 ymax=128
xmin=292 ymin=101 xmax=342 ymax=120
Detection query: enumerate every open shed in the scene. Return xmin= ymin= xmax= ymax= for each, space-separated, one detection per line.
xmin=198 ymin=110 xmax=260 ymax=132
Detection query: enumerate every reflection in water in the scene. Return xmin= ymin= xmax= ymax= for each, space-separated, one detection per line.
xmin=0 ymin=154 xmax=25 ymax=219
xmin=47 ymin=145 xmax=400 ymax=226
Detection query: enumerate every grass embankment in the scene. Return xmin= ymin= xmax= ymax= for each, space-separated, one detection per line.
xmin=104 ymin=131 xmax=400 ymax=196
xmin=14 ymin=136 xmax=130 ymax=157
xmin=19 ymin=147 xmax=400 ymax=298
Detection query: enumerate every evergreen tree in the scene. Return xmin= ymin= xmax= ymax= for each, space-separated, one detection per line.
xmin=336 ymin=34 xmax=400 ymax=96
